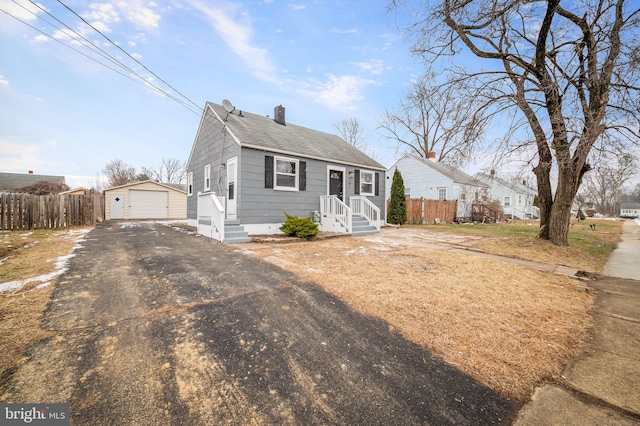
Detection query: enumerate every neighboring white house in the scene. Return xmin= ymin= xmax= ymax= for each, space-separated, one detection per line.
xmin=385 ymin=153 xmax=489 ymax=220
xmin=620 ymin=202 xmax=640 ymax=218
xmin=475 ymin=171 xmax=539 ymax=219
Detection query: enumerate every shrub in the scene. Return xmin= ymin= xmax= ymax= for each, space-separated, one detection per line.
xmin=280 ymin=211 xmax=319 ymax=239
xmin=388 ymin=168 xmax=407 ymax=225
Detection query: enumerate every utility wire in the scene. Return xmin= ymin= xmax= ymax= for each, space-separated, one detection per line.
xmin=2 ymin=3 xmax=203 ymax=117
xmin=56 ymin=0 xmax=203 ymax=112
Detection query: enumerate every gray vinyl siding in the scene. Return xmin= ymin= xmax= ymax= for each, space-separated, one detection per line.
xmin=186 ymin=108 xmax=241 ymax=220
xmin=239 ymin=147 xmax=386 ymax=224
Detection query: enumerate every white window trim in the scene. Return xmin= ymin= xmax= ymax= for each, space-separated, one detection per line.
xmin=437 ymin=187 xmax=447 ymax=201
xmin=187 ymin=172 xmax=193 ymax=196
xmin=204 ymin=164 xmax=211 ymax=192
xmin=274 ymin=156 xmax=299 ymax=191
xmin=359 ymin=169 xmax=375 ymax=196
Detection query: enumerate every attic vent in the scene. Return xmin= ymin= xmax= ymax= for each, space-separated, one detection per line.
xmin=274 ymin=105 xmax=286 ymax=125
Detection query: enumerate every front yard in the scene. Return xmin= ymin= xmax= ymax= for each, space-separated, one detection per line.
xmin=245 ymin=219 xmax=623 ymax=402
xmin=0 ymin=219 xmax=623 ymax=403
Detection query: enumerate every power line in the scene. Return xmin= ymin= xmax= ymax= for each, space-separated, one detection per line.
xmin=1 ymin=3 xmax=203 ymax=117
xmin=55 ymin=0 xmax=203 ymax=112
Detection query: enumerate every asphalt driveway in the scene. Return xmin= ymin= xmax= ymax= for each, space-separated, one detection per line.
xmin=1 ymin=221 xmax=513 ymax=425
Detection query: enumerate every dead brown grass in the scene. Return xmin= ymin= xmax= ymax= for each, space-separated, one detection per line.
xmin=249 ymin=237 xmax=594 ymax=403
xmin=0 ymin=229 xmax=90 ymax=380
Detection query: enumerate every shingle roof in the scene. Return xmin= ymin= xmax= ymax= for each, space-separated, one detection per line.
xmin=475 ymin=173 xmax=537 ymax=195
xmin=207 ymin=102 xmax=385 ymax=170
xmin=620 ymin=202 xmax=640 ymax=209
xmin=405 ymin=154 xmax=488 ymax=187
xmin=0 ymin=172 xmax=66 ymax=190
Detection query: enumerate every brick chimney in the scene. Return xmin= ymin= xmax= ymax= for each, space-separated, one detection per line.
xmin=28 ymin=170 xmax=33 ymax=174
xmin=274 ymin=105 xmax=286 ymax=125
xmin=522 ymin=179 xmax=527 ymax=186
xmin=427 ymin=151 xmax=437 ymax=161
xmin=490 ymin=169 xmax=496 ymax=176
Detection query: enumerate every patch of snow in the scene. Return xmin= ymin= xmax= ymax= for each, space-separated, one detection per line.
xmin=635 ymin=219 xmax=640 ymax=227
xmin=0 ymin=256 xmax=11 ymax=266
xmin=0 ymin=229 xmax=88 ymax=293
xmin=20 ymin=232 xmax=33 ymax=237
xmin=345 ymin=246 xmax=367 ymax=256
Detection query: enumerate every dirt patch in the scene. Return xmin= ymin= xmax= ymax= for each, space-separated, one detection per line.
xmin=0 ymin=228 xmax=91 ymax=381
xmin=246 ymin=233 xmax=595 ymax=402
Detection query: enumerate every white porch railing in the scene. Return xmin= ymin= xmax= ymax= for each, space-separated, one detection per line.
xmin=350 ymin=196 xmax=380 ymax=231
xmin=320 ymin=195 xmax=352 ymax=233
xmin=197 ymin=192 xmax=225 ymax=241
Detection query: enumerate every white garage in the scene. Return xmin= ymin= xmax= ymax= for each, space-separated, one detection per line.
xmin=104 ymin=180 xmax=187 ymax=220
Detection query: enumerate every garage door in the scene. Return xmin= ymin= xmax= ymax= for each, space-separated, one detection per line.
xmin=129 ymin=190 xmax=168 ymax=219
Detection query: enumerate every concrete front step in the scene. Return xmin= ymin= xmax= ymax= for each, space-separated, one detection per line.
xmin=351 ymin=216 xmax=379 ymax=236
xmin=223 ymin=221 xmax=252 ymax=244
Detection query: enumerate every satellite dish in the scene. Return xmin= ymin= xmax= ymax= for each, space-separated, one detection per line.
xmin=222 ymin=99 xmax=235 ymax=113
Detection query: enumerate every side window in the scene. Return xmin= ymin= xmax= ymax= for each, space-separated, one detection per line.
xmin=204 ymin=164 xmax=211 ymax=192
xmin=437 ymin=187 xmax=447 ymax=201
xmin=504 ymin=196 xmax=511 ymax=207
xmin=187 ymin=172 xmax=193 ymax=196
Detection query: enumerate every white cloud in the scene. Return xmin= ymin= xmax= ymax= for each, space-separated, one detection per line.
xmin=331 ymin=28 xmax=358 ymax=35
xmin=351 ymin=59 xmax=386 ymax=75
xmin=32 ymin=34 xmax=49 ymax=43
xmin=299 ymin=74 xmax=379 ymax=110
xmin=290 ymin=4 xmax=305 ymax=11
xmin=0 ymin=74 xmax=8 ymax=85
xmin=114 ymin=0 xmax=161 ymax=29
xmin=85 ymin=3 xmax=121 ymax=25
xmin=186 ymin=0 xmax=277 ymax=82
xmin=0 ymin=0 xmax=43 ymax=21
xmin=131 ymin=52 xmax=143 ymax=60
xmin=0 ymin=140 xmax=49 ymax=172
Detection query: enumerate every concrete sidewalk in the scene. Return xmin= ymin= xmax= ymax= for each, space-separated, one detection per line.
xmin=514 ymin=220 xmax=640 ymax=425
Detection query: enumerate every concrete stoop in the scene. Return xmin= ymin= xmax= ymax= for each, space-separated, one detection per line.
xmin=351 ymin=216 xmax=379 ymax=237
xmin=223 ymin=220 xmax=252 ymax=244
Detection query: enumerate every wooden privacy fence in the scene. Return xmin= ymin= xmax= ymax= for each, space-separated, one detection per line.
xmin=0 ymin=193 xmax=105 ymax=230
xmin=388 ymin=198 xmax=459 ymax=224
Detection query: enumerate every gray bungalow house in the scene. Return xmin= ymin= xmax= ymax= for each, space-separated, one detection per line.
xmin=186 ymin=102 xmax=386 ymax=243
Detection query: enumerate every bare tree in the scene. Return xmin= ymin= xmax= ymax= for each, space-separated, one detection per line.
xmin=378 ymin=74 xmax=489 ymax=168
xmin=391 ymin=0 xmax=640 ymax=245
xmin=148 ymin=158 xmax=186 ymax=184
xmin=103 ymin=159 xmax=136 ymax=187
xmin=334 ymin=118 xmax=367 ymax=151
xmin=580 ymin=153 xmax=637 ymax=215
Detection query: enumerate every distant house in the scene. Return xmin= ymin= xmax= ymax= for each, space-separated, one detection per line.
xmin=385 ymin=153 xmax=489 ymax=220
xmin=104 ymin=180 xmax=186 ymax=220
xmin=475 ymin=171 xmax=539 ymax=219
xmin=620 ymin=202 xmax=640 ymax=219
xmin=186 ymin=101 xmax=386 ymax=243
xmin=0 ymin=171 xmax=66 ymax=191
xmin=60 ymin=187 xmax=87 ymax=195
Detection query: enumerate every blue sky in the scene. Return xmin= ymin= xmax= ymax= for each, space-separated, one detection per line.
xmin=0 ymin=0 xmax=425 ymax=188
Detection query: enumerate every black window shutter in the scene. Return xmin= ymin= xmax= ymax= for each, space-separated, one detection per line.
xmin=265 ymin=155 xmax=274 ymax=188
xmin=354 ymin=169 xmax=360 ymax=195
xmin=299 ymin=161 xmax=306 ymax=191
xmin=375 ymin=172 xmax=380 ymax=196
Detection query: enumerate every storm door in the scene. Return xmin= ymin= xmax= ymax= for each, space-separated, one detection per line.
xmin=226 ymin=157 xmax=237 ymax=219
xmin=329 ymin=169 xmax=344 ymax=201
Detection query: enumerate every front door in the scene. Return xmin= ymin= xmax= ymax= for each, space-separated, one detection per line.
xmin=110 ymin=194 xmax=124 ymax=219
xmin=329 ymin=169 xmax=344 ymax=201
xmin=226 ymin=157 xmax=238 ymax=219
